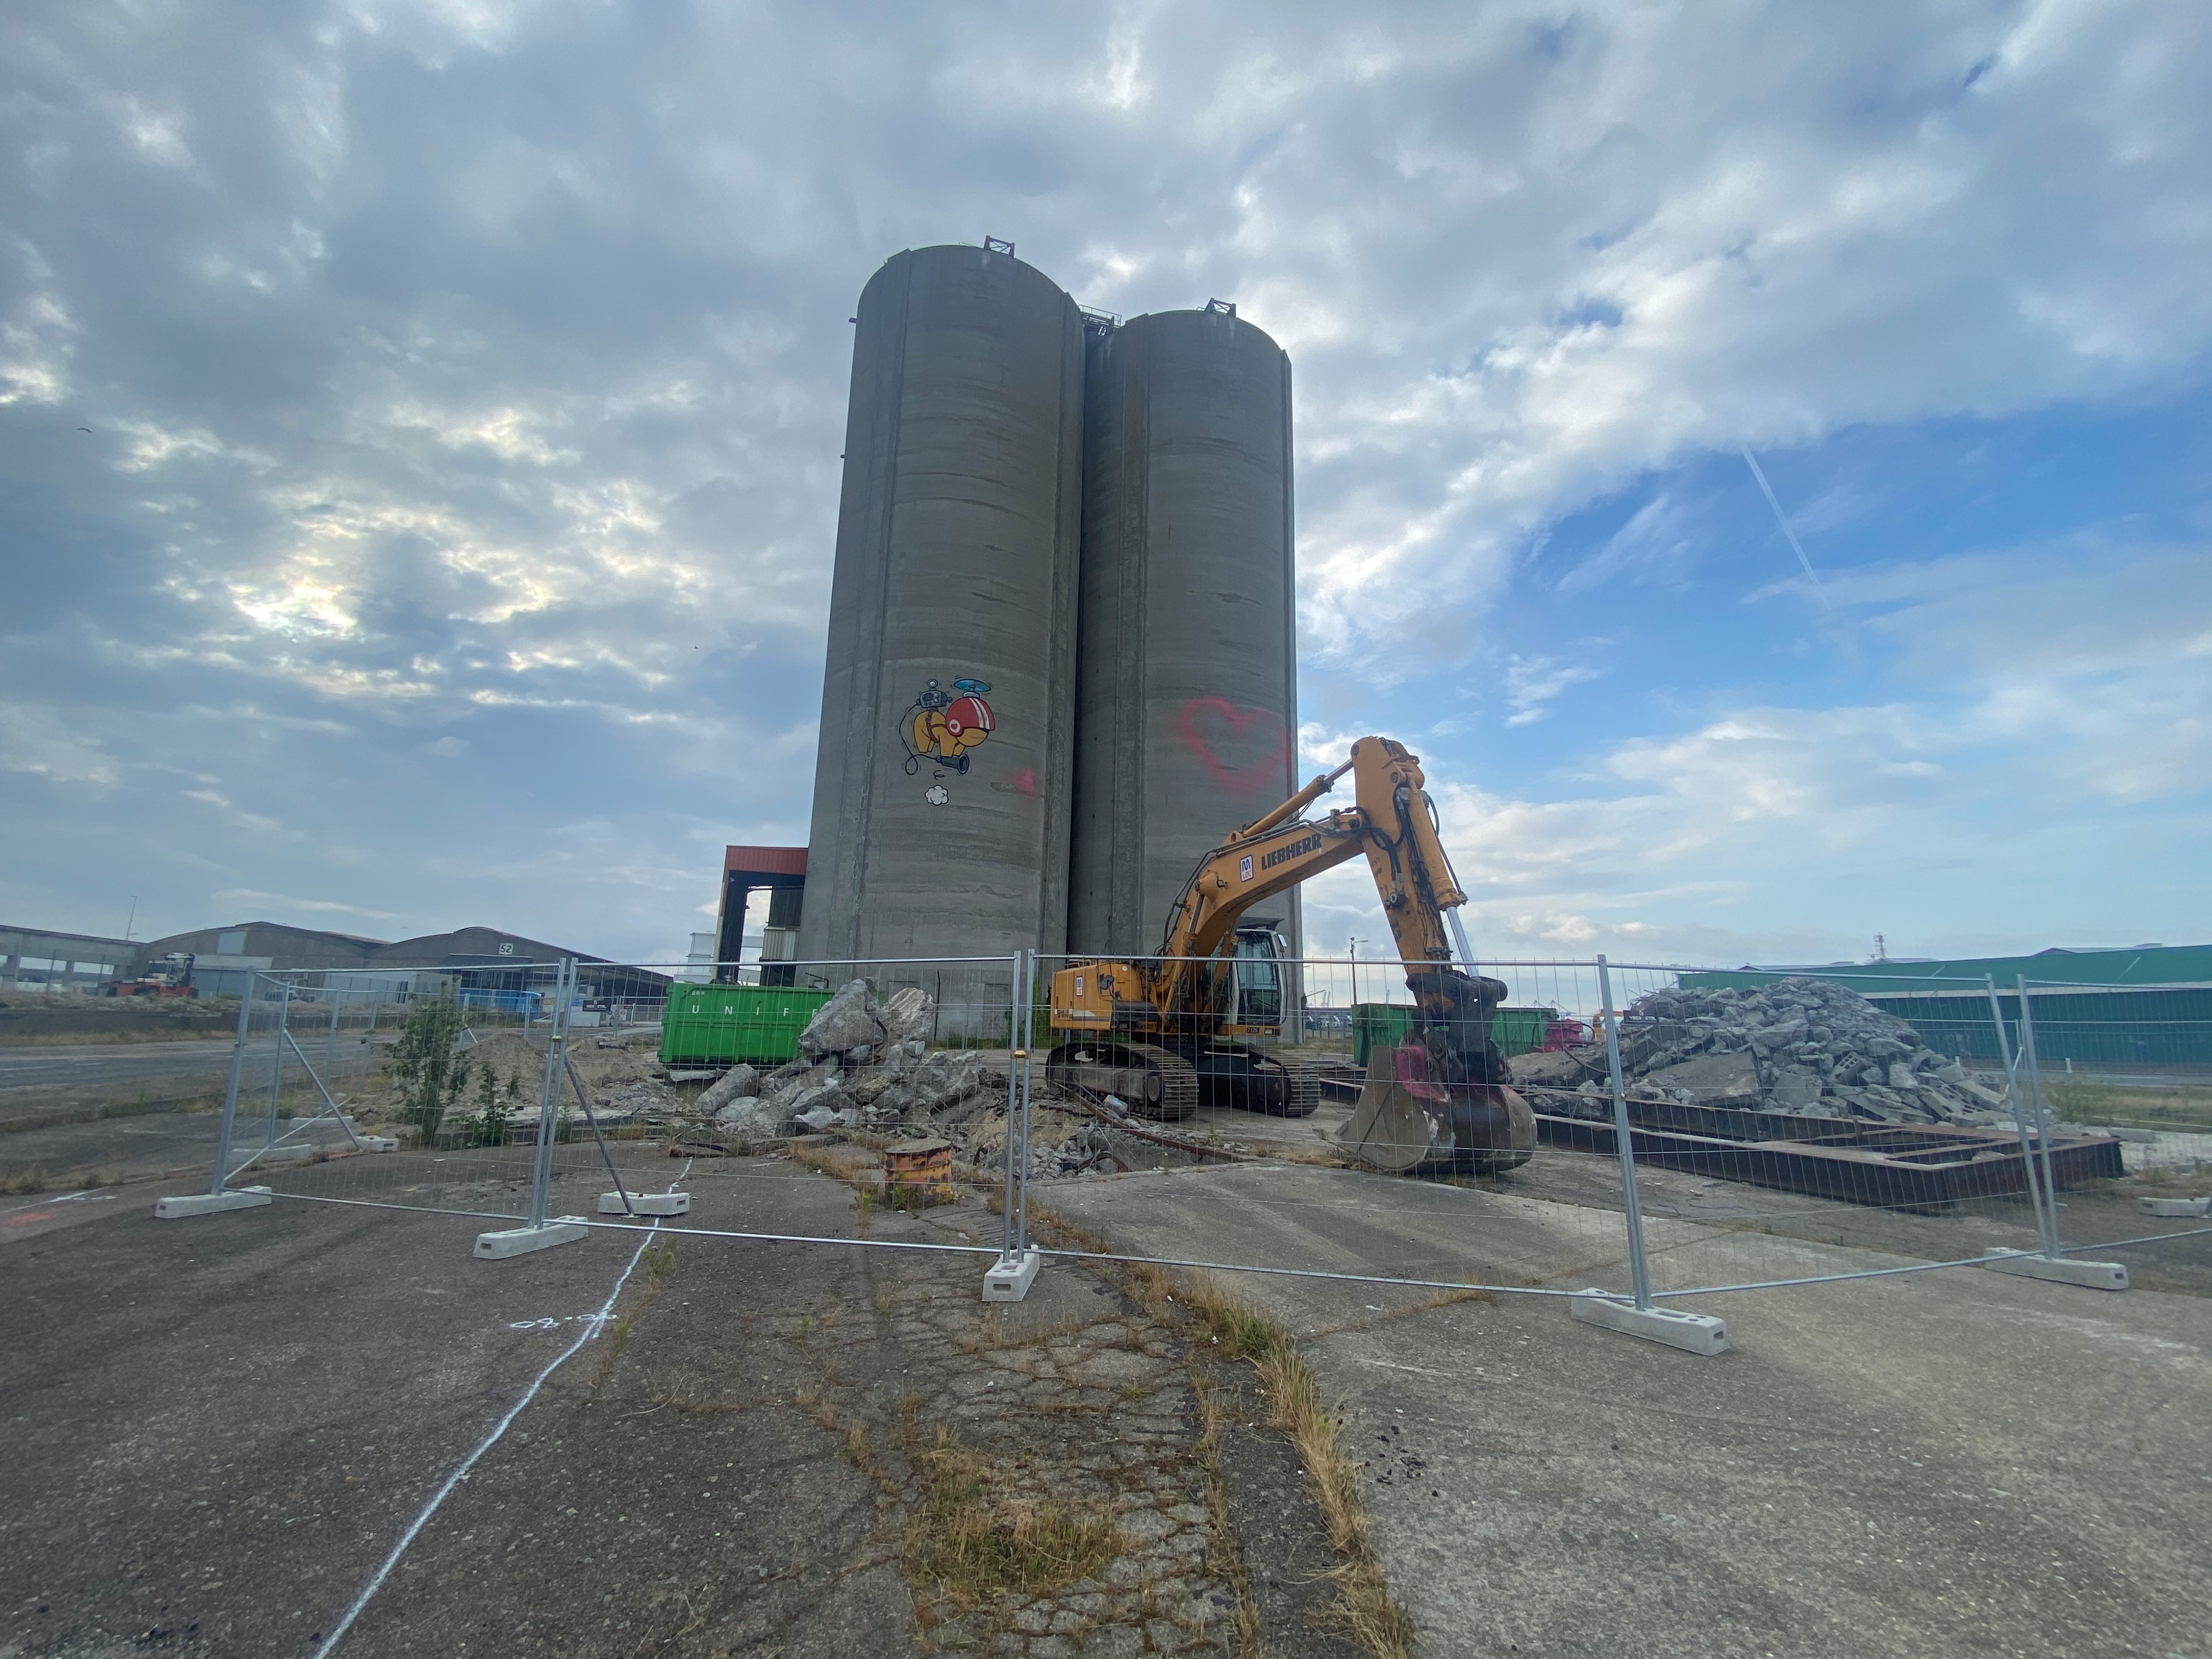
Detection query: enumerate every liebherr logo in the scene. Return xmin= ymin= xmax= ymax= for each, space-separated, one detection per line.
xmin=1261 ymin=833 xmax=1322 ymax=871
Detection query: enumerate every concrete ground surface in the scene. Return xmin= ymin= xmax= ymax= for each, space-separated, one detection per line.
xmin=0 ymin=1107 xmax=375 ymax=1189
xmin=0 ymin=1040 xmax=242 ymax=1130
xmin=1171 ymin=1097 xmax=2212 ymax=1294
xmin=1037 ymin=1161 xmax=2212 ymax=1658
xmin=0 ymin=1151 xmax=1358 ymax=1659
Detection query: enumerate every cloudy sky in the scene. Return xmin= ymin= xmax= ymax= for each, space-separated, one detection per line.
xmin=4 ymin=0 xmax=2208 ymax=969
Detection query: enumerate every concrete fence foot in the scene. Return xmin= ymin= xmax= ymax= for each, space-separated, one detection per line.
xmin=1980 ymin=1249 xmax=2128 ymax=1291
xmin=2139 ymin=1196 xmax=2210 ymax=1219
xmin=600 ymin=1191 xmax=688 ymax=1216
xmin=475 ymin=1220 xmax=589 ymax=1260
xmin=155 ymin=1187 xmax=273 ymax=1220
xmin=983 ymin=1248 xmax=1041 ymax=1303
xmin=1570 ymin=1290 xmax=1730 ymax=1356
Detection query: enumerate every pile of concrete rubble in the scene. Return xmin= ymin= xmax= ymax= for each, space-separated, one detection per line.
xmin=681 ymin=980 xmax=1223 ymax=1178
xmin=1513 ymin=975 xmax=2014 ymax=1125
xmin=694 ymin=980 xmax=1002 ymax=1139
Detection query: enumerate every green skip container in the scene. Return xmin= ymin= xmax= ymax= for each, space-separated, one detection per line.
xmin=1351 ymin=1002 xmax=1561 ymax=1067
xmin=659 ymin=983 xmax=833 ymax=1067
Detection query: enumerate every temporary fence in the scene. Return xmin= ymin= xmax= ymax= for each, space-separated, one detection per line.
xmin=136 ymin=949 xmax=2209 ymax=1354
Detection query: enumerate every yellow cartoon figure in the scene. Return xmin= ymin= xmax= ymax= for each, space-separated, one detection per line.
xmin=901 ymin=678 xmax=994 ymax=776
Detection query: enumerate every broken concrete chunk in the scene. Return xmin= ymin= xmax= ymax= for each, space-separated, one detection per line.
xmin=698 ymin=1063 xmax=760 ymax=1115
xmin=878 ymin=986 xmax=934 ymax=1046
xmin=714 ymin=1096 xmax=791 ymax=1137
xmin=1640 ymin=1050 xmax=1760 ymax=1104
xmin=912 ymin=1050 xmax=988 ymax=1114
xmin=797 ymin=979 xmax=887 ymax=1060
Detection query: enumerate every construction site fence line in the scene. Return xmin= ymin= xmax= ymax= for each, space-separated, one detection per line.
xmin=143 ymin=955 xmax=2205 ymax=1323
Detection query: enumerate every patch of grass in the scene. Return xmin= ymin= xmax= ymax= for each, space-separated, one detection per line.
xmin=791 ymin=1141 xmax=881 ymax=1184
xmin=884 ymin=1177 xmax=958 ymax=1210
xmin=2045 ymin=1080 xmax=2212 ymax=1133
xmin=633 ymin=1374 xmax=751 ymax=1417
xmin=1 ymin=1167 xmax=51 ymax=1195
xmin=1024 ymin=1198 xmax=1414 ymax=1659
xmin=1185 ymin=1363 xmax=1261 ymax=1659
xmin=951 ymin=1310 xmax=1090 ymax=1356
xmin=904 ymin=1426 xmax=1123 ymax=1605
xmin=591 ymin=1237 xmax=678 ymax=1391
xmin=1193 ymin=1285 xmax=1415 ymax=1659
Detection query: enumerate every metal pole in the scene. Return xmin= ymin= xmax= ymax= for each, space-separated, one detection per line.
xmin=1985 ymin=975 xmax=2057 ymax=1255
xmin=325 ymin=988 xmax=341 ymax=1088
xmin=207 ymin=973 xmax=257 ymax=1194
xmin=264 ymin=978 xmax=292 ymax=1153
xmin=1014 ymin=949 xmax=1035 ymax=1256
xmin=1596 ymin=956 xmax=1654 ymax=1311
xmin=1000 ymin=952 xmax=1025 ymax=1260
xmin=527 ymin=960 xmax=572 ymax=1229
xmin=565 ymin=1054 xmax=634 ymax=1216
xmin=2016 ymin=976 xmax=2064 ymax=1259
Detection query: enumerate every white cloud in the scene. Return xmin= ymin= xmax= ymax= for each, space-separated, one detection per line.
xmin=1 ymin=1 xmax=2207 ymax=960
xmin=0 ymin=288 xmax=75 ymax=407
xmin=1503 ymin=653 xmax=1606 ymax=726
xmin=211 ymin=888 xmax=400 ymax=921
xmin=0 ymin=704 xmax=119 ymax=789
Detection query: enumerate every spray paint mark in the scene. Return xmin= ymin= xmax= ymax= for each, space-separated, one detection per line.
xmin=1176 ymin=697 xmax=1289 ymax=797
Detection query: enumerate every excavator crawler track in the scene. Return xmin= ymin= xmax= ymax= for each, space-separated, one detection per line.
xmin=1278 ymin=1057 xmax=1322 ymax=1119
xmin=1045 ymin=1040 xmax=1199 ymax=1122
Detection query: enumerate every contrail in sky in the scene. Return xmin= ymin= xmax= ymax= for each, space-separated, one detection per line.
xmin=1739 ymin=445 xmax=1831 ymax=610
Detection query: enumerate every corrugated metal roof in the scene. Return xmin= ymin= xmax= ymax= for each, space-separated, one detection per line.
xmin=1684 ymin=943 xmax=2212 ymax=993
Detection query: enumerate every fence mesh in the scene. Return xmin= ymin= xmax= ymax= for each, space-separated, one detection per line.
xmin=190 ymin=958 xmax=1028 ymax=1239
xmin=2017 ymin=979 xmax=2212 ymax=1262
xmin=77 ymin=946 xmax=2200 ymax=1310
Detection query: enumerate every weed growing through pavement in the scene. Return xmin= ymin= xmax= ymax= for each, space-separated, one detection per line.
xmin=590 ymin=1237 xmax=678 ymax=1392
xmin=1025 ymin=1198 xmax=1415 ymax=1659
xmin=901 ymin=1424 xmax=1122 ymax=1606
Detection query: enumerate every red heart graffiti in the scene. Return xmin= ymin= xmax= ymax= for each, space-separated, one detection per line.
xmin=1176 ymin=697 xmax=1290 ymax=797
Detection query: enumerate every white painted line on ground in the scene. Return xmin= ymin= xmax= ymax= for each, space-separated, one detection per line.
xmin=2 ymin=1190 xmax=88 ymax=1215
xmin=312 ymin=1222 xmax=661 ymax=1658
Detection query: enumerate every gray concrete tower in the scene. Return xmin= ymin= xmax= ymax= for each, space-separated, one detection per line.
xmin=797 ymin=244 xmax=1085 ymax=964
xmin=1067 ymin=306 xmax=1299 ymax=958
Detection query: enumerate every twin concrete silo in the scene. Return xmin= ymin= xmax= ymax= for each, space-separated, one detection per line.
xmin=1068 ymin=306 xmax=1299 ymax=957
xmin=797 ymin=245 xmax=1085 ymax=963
xmin=798 ymin=243 xmax=1296 ymax=964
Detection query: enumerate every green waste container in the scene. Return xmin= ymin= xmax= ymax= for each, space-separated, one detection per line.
xmin=1491 ymin=1006 xmax=1561 ymax=1059
xmin=659 ymin=983 xmax=834 ymax=1066
xmin=1351 ymin=1003 xmax=1414 ymax=1068
xmin=1353 ymin=1002 xmax=1560 ymax=1066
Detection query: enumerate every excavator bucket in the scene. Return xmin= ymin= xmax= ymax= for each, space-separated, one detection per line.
xmin=1337 ymin=1043 xmax=1453 ymax=1173
xmin=1337 ymin=1042 xmax=1538 ymax=1175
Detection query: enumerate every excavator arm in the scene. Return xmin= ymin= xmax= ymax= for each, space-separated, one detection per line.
xmin=1154 ymin=736 xmax=1471 ymax=1000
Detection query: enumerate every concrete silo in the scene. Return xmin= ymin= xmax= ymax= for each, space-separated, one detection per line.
xmin=797 ymin=244 xmax=1085 ymax=964
xmin=1067 ymin=305 xmax=1300 ymax=960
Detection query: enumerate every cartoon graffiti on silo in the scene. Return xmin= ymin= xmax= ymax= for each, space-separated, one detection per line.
xmin=901 ymin=677 xmax=996 ymax=804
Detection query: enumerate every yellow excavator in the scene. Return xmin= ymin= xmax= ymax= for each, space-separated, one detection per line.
xmin=1046 ymin=736 xmax=1537 ymax=1176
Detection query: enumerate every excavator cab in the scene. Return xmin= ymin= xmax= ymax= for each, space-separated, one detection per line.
xmin=1224 ymin=923 xmax=1286 ymax=1031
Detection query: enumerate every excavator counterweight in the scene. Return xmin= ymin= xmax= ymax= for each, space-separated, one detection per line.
xmin=1045 ymin=736 xmax=1536 ymax=1176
